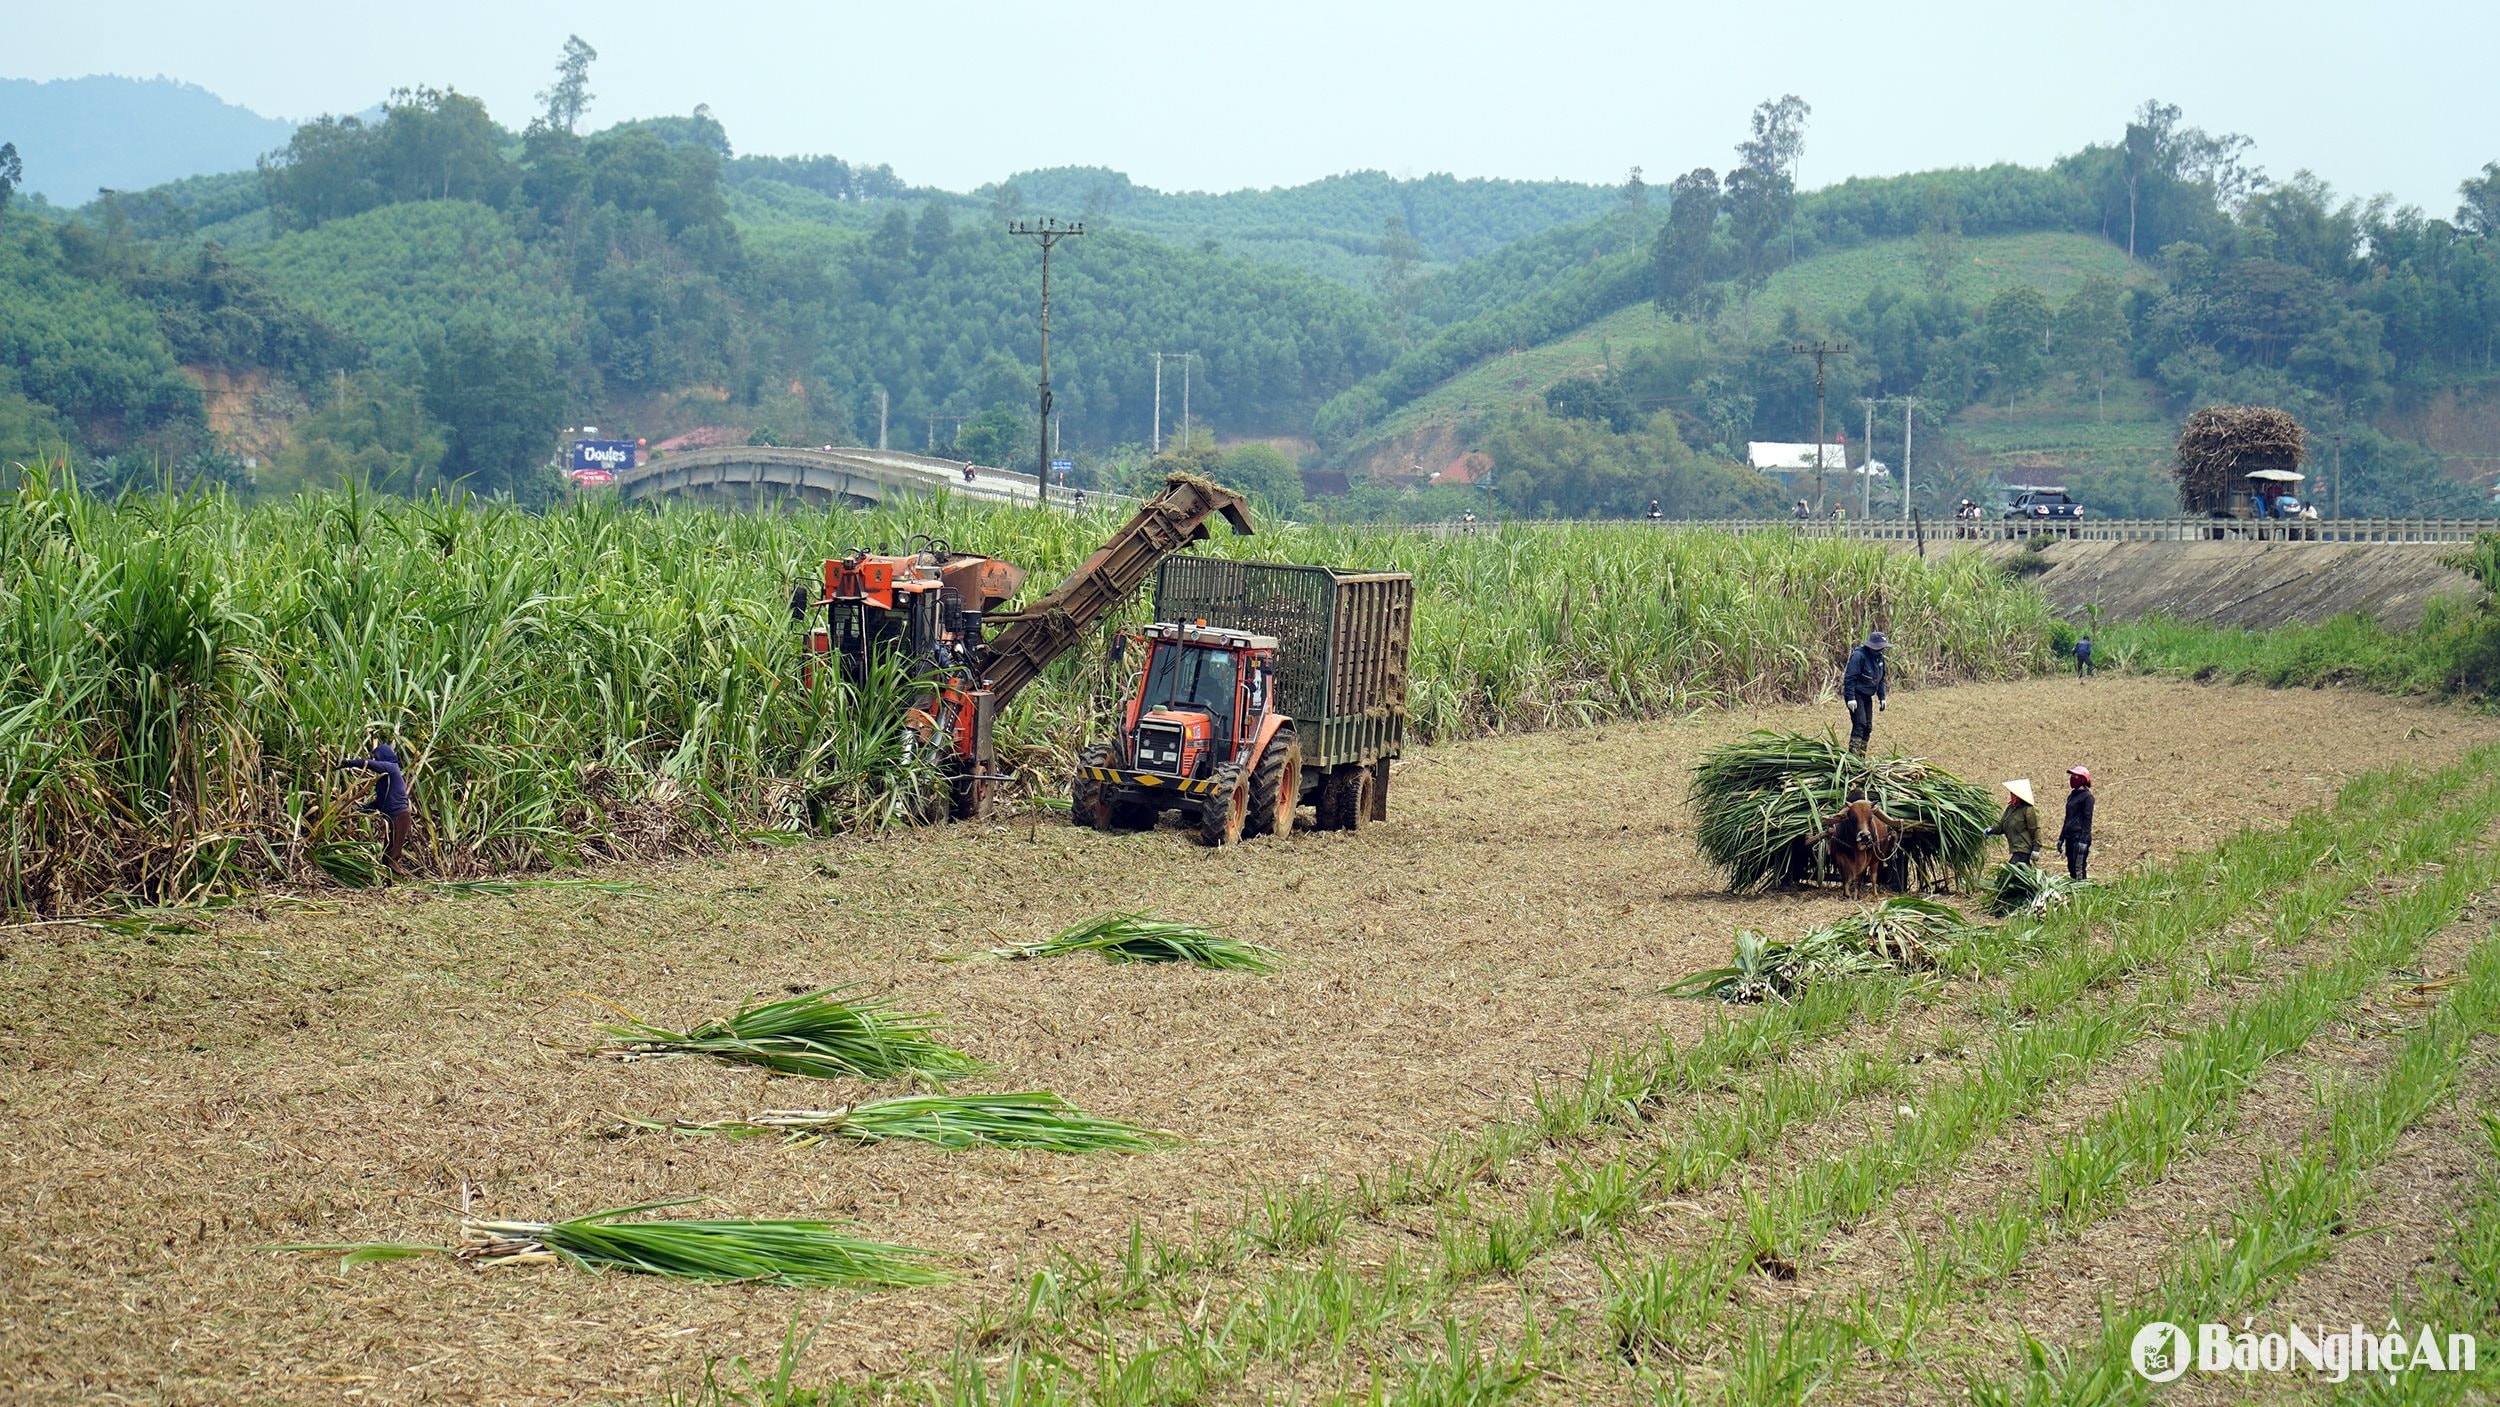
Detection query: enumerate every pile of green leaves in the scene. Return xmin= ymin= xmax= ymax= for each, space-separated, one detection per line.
xmin=281 ymin=1200 xmax=944 ymax=1288
xmin=1689 ymin=731 xmax=1996 ymax=894
xmin=1665 ymin=896 xmax=1979 ymax=1003
xmin=960 ymin=912 xmax=1277 ymax=972
xmin=1982 ymin=861 xmax=2082 ymax=918
xmin=628 ymin=1092 xmax=1173 ymax=1153
xmin=1825 ymin=893 xmax=1977 ymax=967
xmin=595 ymin=986 xmax=986 ymax=1082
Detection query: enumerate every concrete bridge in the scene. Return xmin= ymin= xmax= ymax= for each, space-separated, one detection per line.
xmin=615 ymin=445 xmax=1093 ymax=510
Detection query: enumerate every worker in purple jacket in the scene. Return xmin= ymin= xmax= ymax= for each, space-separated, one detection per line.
xmin=336 ymin=740 xmax=414 ymax=874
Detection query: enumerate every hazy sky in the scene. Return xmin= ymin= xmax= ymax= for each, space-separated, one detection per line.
xmin=9 ymin=1 xmax=2496 ymax=215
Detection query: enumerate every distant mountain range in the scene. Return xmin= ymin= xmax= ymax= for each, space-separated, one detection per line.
xmin=0 ymin=75 xmax=298 ymax=204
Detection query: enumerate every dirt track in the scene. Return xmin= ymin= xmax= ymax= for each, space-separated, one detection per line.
xmin=0 ymin=677 xmax=2489 ymax=1404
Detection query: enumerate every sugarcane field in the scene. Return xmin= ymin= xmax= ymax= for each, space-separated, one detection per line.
xmin=16 ymin=425 xmax=2500 ymax=1407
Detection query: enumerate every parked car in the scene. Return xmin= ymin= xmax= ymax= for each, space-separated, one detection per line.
xmin=2001 ymin=488 xmax=2085 ymax=522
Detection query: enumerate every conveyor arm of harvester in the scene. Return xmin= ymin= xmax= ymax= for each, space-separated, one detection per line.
xmin=981 ymin=474 xmax=1253 ymax=709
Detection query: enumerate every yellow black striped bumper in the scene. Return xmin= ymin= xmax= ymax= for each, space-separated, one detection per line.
xmin=1081 ymin=766 xmax=1224 ymax=797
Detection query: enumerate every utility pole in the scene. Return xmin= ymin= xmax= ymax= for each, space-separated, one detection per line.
xmin=925 ymin=413 xmax=970 ymax=453
xmin=1898 ymin=395 xmax=1917 ymax=521
xmin=1177 ymin=352 xmax=1198 ymax=451
xmin=2329 ymin=429 xmax=2345 ymax=527
xmin=1151 ymin=350 xmax=1194 ymax=454
xmin=1859 ymin=397 xmax=1877 ymax=521
xmin=1790 ymin=340 xmax=1851 ymax=515
xmin=877 ymin=388 xmax=888 ymax=451
xmin=1008 ymin=217 xmax=1085 ymax=507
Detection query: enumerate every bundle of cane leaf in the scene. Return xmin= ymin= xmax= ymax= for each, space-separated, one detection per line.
xmin=1662 ymin=925 xmax=1882 ymax=1003
xmin=593 ymin=986 xmax=985 ymax=1081
xmin=1689 ymin=731 xmax=1995 ymax=893
xmin=277 ymin=1201 xmax=946 ymax=1287
xmin=1660 ymin=929 xmax=1790 ymax=1003
xmin=958 ymin=911 xmax=1276 ymax=972
xmin=1827 ymin=895 xmax=1976 ymax=968
xmin=1983 ymin=861 xmax=2080 ymax=918
xmin=628 ymin=1092 xmax=1175 ymax=1152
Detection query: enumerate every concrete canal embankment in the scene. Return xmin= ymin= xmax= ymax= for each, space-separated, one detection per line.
xmin=1987 ymin=538 xmax=2481 ymax=629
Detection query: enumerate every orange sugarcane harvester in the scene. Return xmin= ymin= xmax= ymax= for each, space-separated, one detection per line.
xmin=791 ymin=475 xmax=1255 ymax=819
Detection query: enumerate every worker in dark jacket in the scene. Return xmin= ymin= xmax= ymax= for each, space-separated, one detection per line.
xmin=336 ymin=740 xmax=414 ymax=875
xmin=2058 ymin=766 xmax=2094 ymax=880
xmin=1984 ymin=778 xmax=2040 ymax=865
xmin=1841 ymin=630 xmax=1888 ymax=755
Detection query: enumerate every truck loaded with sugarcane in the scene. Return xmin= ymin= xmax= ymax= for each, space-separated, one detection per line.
xmin=2176 ymin=404 xmax=2312 ymax=527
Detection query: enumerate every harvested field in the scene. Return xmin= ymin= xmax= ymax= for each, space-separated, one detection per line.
xmin=3 ymin=676 xmax=2498 ymax=1405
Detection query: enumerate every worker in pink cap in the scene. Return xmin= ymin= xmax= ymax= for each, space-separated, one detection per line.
xmin=2057 ymin=766 xmax=2094 ymax=880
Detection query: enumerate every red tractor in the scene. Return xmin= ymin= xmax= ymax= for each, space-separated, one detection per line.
xmin=1077 ymin=621 xmax=1299 ymax=844
xmin=1075 ymin=559 xmax=1413 ymax=845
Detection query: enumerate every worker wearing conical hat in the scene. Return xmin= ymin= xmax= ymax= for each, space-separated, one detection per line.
xmin=1984 ymin=779 xmax=2039 ymax=866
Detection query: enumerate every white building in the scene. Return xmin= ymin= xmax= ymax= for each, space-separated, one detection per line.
xmin=1747 ymin=441 xmax=1847 ymax=473
xmin=1747 ymin=442 xmax=1891 ymax=491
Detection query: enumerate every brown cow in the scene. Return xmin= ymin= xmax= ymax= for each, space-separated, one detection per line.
xmin=1818 ymin=796 xmax=1902 ymax=898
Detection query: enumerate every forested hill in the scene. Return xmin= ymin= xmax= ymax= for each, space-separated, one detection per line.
xmin=0 ymin=89 xmax=1395 ymax=498
xmin=0 ymin=76 xmax=298 ymax=205
xmin=968 ymin=167 xmax=1622 ymax=287
xmin=1 ymin=70 xmax=2496 ymax=522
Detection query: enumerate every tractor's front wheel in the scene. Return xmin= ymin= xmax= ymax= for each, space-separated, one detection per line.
xmin=1246 ymin=729 xmax=1300 ymax=839
xmin=1197 ymin=764 xmax=1248 ymax=847
xmin=1073 ymin=744 xmax=1109 ymax=829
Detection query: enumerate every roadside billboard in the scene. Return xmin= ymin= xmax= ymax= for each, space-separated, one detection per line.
xmin=570 ymin=439 xmax=639 ymax=475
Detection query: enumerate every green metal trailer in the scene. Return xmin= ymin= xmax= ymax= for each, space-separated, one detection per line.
xmin=1151 ymin=557 xmax=1412 ymax=829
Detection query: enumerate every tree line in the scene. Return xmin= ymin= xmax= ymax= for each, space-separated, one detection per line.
xmin=1311 ymin=95 xmax=2500 ymax=519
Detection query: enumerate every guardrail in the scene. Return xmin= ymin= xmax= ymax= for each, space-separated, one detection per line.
xmin=1339 ymin=516 xmax=2498 ymax=545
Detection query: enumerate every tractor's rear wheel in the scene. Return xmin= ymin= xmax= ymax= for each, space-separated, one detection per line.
xmin=1316 ymin=763 xmax=1373 ymax=832
xmin=1073 ymin=744 xmax=1109 ymax=829
xmin=1246 ymin=729 xmax=1300 ymax=839
xmin=1314 ymin=766 xmax=1346 ymax=830
xmin=1197 ymin=764 xmax=1248 ymax=847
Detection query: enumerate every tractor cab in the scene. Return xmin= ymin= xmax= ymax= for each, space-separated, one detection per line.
xmin=1122 ymin=622 xmax=1279 ymax=783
